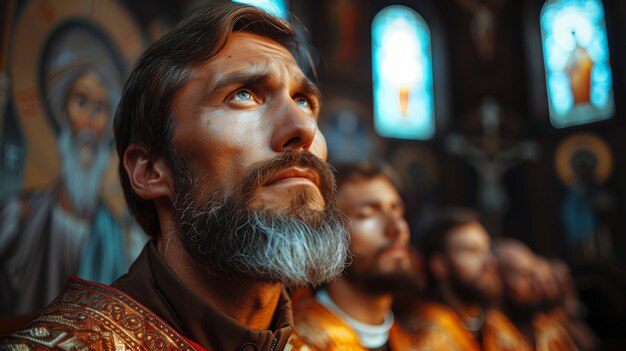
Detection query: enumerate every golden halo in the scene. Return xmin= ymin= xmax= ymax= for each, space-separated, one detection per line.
xmin=554 ymin=132 xmax=613 ymax=185
xmin=11 ymin=0 xmax=145 ymax=191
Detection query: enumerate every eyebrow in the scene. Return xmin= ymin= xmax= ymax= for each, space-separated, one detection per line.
xmin=207 ymin=65 xmax=321 ymax=100
xmin=350 ymin=199 xmax=405 ymax=211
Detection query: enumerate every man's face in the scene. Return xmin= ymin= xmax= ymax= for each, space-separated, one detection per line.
xmin=67 ymin=72 xmax=110 ymax=139
xmin=167 ymin=32 xmax=348 ymax=286
xmin=498 ymin=247 xmax=542 ymax=309
xmin=533 ymin=258 xmax=561 ymax=307
xmin=443 ymin=222 xmax=500 ymax=303
xmin=59 ymin=72 xmax=111 ymax=215
xmin=170 ymin=32 xmax=326 ymax=213
xmin=339 ymin=176 xmax=413 ymax=293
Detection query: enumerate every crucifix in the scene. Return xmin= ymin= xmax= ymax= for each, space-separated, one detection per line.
xmin=445 ymin=97 xmax=539 ymax=236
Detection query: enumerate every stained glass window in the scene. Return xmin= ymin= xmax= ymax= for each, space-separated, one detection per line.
xmin=540 ymin=0 xmax=614 ymax=128
xmin=232 ymin=0 xmax=288 ymax=19
xmin=372 ymin=5 xmax=435 ymax=140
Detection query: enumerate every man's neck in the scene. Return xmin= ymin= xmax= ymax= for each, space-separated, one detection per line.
xmin=326 ymin=277 xmax=393 ymax=325
xmin=157 ymin=235 xmax=282 ymax=330
xmin=503 ymin=304 xmax=537 ymax=345
xmin=438 ymin=284 xmax=484 ymax=330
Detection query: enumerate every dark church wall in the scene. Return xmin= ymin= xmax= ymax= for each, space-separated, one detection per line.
xmin=298 ymin=0 xmax=626 ymax=342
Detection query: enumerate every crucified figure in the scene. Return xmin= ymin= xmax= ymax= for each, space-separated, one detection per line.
xmin=446 ymin=98 xmax=539 ymax=235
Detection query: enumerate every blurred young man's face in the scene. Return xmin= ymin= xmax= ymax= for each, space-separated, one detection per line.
xmin=443 ymin=222 xmax=500 ymax=303
xmin=338 ymin=175 xmax=414 ymax=293
xmin=166 ymin=32 xmax=348 ymax=286
xmin=497 ymin=245 xmax=542 ymax=310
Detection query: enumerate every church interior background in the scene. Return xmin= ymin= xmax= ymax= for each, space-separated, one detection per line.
xmin=1 ymin=0 xmax=625 ymax=348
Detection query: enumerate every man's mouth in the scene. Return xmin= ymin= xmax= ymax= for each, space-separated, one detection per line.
xmin=379 ymin=243 xmax=410 ymax=259
xmin=263 ymin=167 xmax=321 ymax=188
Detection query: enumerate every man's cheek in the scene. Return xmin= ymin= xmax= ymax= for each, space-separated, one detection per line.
xmin=309 ymin=132 xmax=327 ymax=160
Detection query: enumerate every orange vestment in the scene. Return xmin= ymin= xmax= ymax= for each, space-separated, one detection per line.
xmin=483 ymin=310 xmax=579 ymax=351
xmin=534 ymin=313 xmax=578 ymax=351
xmin=400 ymin=301 xmax=481 ymax=351
xmin=483 ymin=310 xmax=533 ymax=351
xmin=292 ymin=294 xmax=421 ymax=351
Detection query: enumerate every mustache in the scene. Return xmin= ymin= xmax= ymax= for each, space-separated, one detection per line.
xmin=374 ymin=241 xmax=409 ymax=259
xmin=234 ymin=151 xmax=336 ymax=207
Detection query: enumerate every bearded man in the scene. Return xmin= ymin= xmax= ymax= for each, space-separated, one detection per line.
xmin=491 ymin=239 xmax=578 ymax=351
xmin=401 ymin=208 xmax=500 ymax=350
xmin=0 ymin=27 xmax=134 ymax=316
xmin=293 ymin=162 xmax=421 ymax=350
xmin=1 ymin=3 xmax=349 ymax=350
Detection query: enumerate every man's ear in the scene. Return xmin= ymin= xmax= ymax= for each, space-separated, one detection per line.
xmin=123 ymin=145 xmax=173 ymax=202
xmin=430 ymin=254 xmax=448 ymax=280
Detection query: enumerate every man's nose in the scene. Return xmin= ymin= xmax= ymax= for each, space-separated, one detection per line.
xmin=484 ymin=252 xmax=497 ymax=271
xmin=271 ymin=99 xmax=317 ymax=152
xmin=385 ymin=214 xmax=409 ymax=242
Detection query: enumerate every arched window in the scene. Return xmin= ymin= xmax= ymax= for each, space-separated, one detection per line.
xmin=540 ymin=0 xmax=614 ymax=128
xmin=372 ymin=5 xmax=435 ymax=140
xmin=232 ymin=0 xmax=288 ymax=19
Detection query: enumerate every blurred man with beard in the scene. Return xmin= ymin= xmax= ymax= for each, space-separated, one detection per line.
xmin=548 ymin=259 xmax=598 ymax=351
xmin=491 ymin=239 xmax=578 ymax=351
xmin=0 ymin=34 xmax=133 ymax=315
xmin=293 ymin=162 xmax=421 ymax=350
xmin=401 ymin=208 xmax=499 ymax=350
xmin=1 ymin=3 xmax=349 ymax=350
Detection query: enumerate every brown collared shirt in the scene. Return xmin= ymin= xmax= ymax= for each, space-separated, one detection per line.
xmin=112 ymin=241 xmax=300 ymax=351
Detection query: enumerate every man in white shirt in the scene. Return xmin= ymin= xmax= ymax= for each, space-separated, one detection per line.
xmin=293 ymin=162 xmax=421 ymax=351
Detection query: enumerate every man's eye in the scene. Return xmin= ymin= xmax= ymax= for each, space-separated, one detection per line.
xmin=295 ymin=96 xmax=312 ymax=110
xmin=355 ymin=208 xmax=375 ymax=219
xmin=231 ymin=89 xmax=254 ymax=101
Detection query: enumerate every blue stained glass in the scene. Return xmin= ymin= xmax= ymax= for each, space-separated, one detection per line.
xmin=372 ymin=5 xmax=435 ymax=140
xmin=540 ymin=0 xmax=614 ymax=128
xmin=232 ymin=0 xmax=288 ymax=19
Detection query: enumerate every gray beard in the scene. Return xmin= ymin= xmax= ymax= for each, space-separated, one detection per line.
xmin=58 ymin=127 xmax=109 ymax=217
xmin=172 ymin=152 xmax=350 ymax=288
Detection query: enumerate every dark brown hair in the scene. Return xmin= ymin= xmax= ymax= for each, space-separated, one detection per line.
xmin=114 ymin=2 xmax=313 ymax=236
xmin=333 ymin=161 xmax=401 ymax=192
xmin=417 ymin=207 xmax=481 ymax=283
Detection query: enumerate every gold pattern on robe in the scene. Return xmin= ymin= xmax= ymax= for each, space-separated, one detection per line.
xmin=1 ymin=278 xmax=201 ymax=350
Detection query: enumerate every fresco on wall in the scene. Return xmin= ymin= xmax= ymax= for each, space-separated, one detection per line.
xmin=555 ymin=133 xmax=614 ymax=260
xmin=0 ymin=0 xmax=147 ymax=316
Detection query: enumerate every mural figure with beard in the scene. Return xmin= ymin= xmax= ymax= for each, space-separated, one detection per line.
xmin=401 ymin=208 xmax=500 ymax=350
xmin=293 ymin=162 xmax=421 ymax=350
xmin=1 ymin=3 xmax=349 ymax=350
xmin=0 ymin=27 xmax=145 ymax=317
xmin=491 ymin=239 xmax=578 ymax=351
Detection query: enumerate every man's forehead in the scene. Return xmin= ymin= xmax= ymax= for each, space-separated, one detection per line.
xmin=448 ymin=223 xmax=489 ymax=245
xmin=338 ymin=176 xmax=401 ymax=206
xmin=193 ymin=32 xmax=317 ymax=93
xmin=210 ymin=32 xmax=298 ymax=70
